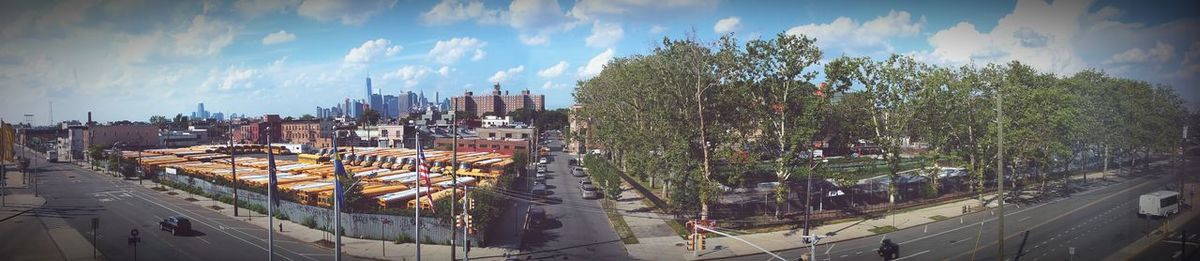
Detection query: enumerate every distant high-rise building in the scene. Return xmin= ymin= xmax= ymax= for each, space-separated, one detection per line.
xmin=440 ymin=98 xmax=450 ymax=112
xmin=370 ymin=93 xmax=383 ymax=115
xmin=384 ymin=95 xmax=400 ymax=119
xmin=213 ymin=112 xmax=224 ymax=121
xmin=351 ymin=100 xmax=365 ymax=118
xmin=365 ymin=77 xmax=373 ymax=104
xmin=344 ymin=98 xmax=352 ymax=118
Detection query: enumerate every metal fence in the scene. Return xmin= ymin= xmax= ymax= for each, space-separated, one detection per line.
xmin=159 ymin=171 xmax=479 ymax=245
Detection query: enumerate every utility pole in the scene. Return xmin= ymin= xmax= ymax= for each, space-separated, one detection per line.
xmin=451 ymin=112 xmax=458 ymax=261
xmin=229 ymin=124 xmax=239 ymax=216
xmin=996 ymin=81 xmax=1006 ymax=260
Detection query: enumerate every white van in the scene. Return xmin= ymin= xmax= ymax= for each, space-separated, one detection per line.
xmin=1139 ymin=190 xmax=1180 ymax=217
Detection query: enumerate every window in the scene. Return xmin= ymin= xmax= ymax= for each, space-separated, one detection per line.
xmin=522 ymin=134 xmax=529 ymax=138
xmin=488 ymin=133 xmax=495 ymax=138
xmin=505 ymin=133 xmax=512 ymax=138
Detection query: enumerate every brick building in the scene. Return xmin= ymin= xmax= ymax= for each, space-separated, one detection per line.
xmin=231 ymin=114 xmax=283 ymax=144
xmin=434 ymin=137 xmax=531 ymax=157
xmin=451 ymin=83 xmax=544 ymax=117
xmin=84 ymin=124 xmax=159 ymax=150
xmin=280 ymin=120 xmax=333 ymax=149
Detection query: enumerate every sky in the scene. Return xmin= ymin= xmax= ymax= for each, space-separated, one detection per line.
xmin=1 ymin=0 xmax=1198 ymax=124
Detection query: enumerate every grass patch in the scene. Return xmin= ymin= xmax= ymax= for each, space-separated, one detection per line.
xmin=929 ymin=215 xmax=949 ymax=221
xmin=601 ymin=199 xmax=639 ymax=244
xmin=868 ymin=225 xmax=899 ymax=234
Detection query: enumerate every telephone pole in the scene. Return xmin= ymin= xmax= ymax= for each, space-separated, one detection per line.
xmin=996 ymin=81 xmax=1006 ymax=260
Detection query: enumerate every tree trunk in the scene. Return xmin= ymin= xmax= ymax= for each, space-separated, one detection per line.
xmin=696 ymin=84 xmax=713 ymax=220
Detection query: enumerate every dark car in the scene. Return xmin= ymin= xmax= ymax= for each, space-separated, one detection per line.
xmin=159 ymin=216 xmax=192 ymax=236
xmin=528 ymin=207 xmax=547 ymax=229
xmin=532 ymin=183 xmax=547 ymax=195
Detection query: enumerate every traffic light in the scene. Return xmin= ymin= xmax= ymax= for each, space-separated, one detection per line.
xmin=698 ymin=233 xmax=707 ymax=250
xmin=685 ymin=233 xmax=696 ymax=250
xmin=455 ymin=214 xmax=464 ymax=228
xmin=468 ymin=198 xmax=475 ymax=209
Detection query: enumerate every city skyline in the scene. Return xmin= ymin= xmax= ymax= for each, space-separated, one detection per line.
xmin=2 ymin=0 xmax=1199 ymax=124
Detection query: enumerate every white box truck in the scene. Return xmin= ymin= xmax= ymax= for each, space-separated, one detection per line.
xmin=1139 ymin=190 xmax=1180 ymax=217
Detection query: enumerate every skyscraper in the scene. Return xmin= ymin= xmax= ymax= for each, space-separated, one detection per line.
xmin=365 ymin=77 xmax=373 ymax=104
xmin=196 ymin=102 xmax=209 ymax=119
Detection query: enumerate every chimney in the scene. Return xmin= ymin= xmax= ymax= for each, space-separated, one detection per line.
xmin=87 ymin=112 xmax=93 ymax=126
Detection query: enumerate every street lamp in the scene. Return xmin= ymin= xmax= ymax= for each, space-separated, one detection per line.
xmin=803 ymin=155 xmax=829 ymax=244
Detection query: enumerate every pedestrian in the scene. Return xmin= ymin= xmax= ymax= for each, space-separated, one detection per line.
xmin=279 ymin=223 xmax=283 ymax=232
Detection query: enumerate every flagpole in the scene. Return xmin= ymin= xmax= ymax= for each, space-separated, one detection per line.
xmin=415 ymin=127 xmax=422 ymax=261
xmin=333 ymin=129 xmax=344 ymax=261
xmin=266 ymin=128 xmax=275 ymax=261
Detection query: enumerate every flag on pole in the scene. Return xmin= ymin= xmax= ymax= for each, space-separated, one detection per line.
xmin=332 ymin=139 xmax=348 ymax=208
xmin=416 ymin=145 xmax=436 ymax=213
xmin=267 ymin=143 xmax=281 ymax=207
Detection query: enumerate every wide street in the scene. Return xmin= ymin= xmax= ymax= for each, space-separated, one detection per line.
xmin=516 ymin=131 xmax=629 ymax=260
xmin=0 ymin=147 xmax=356 ymax=261
xmin=723 ymin=157 xmax=1199 ymax=261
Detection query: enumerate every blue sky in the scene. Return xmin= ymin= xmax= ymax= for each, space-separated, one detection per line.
xmin=1 ymin=0 xmax=1198 ymax=123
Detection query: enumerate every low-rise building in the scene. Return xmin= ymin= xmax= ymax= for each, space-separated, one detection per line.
xmin=434 ymin=137 xmax=530 ymax=158
xmin=85 ymin=124 xmax=159 ymax=150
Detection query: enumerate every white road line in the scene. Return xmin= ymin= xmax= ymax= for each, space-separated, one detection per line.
xmin=1173 ymin=250 xmax=1181 ymax=258
xmin=893 ymin=250 xmax=930 ymax=260
xmin=824 ymin=243 xmax=835 ymax=254
xmin=1019 ymin=216 xmax=1031 ymax=222
xmin=951 ymin=237 xmax=971 ymax=244
xmin=924 ymin=225 xmax=928 ymax=233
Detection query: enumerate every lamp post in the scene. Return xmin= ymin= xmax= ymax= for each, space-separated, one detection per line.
xmin=450 ymin=113 xmax=459 ymax=260
xmin=229 ymin=124 xmax=240 ymax=217
xmin=803 ymin=155 xmax=828 ymax=243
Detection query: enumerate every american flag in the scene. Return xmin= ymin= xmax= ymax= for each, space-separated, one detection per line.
xmin=267 ymin=144 xmax=280 ymax=207
xmin=415 ymin=145 xmax=436 ymax=213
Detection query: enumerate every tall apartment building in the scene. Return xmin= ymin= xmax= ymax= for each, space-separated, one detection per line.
xmin=451 ymin=83 xmax=545 ymax=117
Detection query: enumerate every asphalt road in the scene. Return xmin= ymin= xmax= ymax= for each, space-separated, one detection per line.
xmin=723 ymin=157 xmax=1198 ymax=261
xmin=518 ymin=131 xmax=629 ymax=260
xmin=2 ymin=147 xmax=358 ymax=261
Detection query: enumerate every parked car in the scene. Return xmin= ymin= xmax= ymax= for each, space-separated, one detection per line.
xmin=537 ymin=165 xmax=547 ymax=173
xmin=571 ymin=167 xmax=586 ymax=177
xmin=579 ymin=179 xmax=593 ymax=187
xmin=159 ymin=216 xmax=192 ymax=236
xmin=532 ymin=183 xmax=547 ymax=195
xmin=527 ymin=207 xmax=546 ymax=229
xmin=581 ymin=189 xmax=600 ymax=199
xmin=539 ymin=157 xmax=548 ymax=164
xmin=580 ymin=183 xmax=597 ymax=192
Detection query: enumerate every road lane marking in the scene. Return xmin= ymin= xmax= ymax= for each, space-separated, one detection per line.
xmin=945 ymin=175 xmax=1163 ymax=260
xmin=125 ymin=191 xmax=306 ymax=261
xmin=893 ymin=250 xmax=929 ymax=260
xmin=1019 ymin=216 xmax=1031 ymax=222
xmin=824 ymin=243 xmax=835 ymax=254
xmin=951 ymin=237 xmax=971 ymax=244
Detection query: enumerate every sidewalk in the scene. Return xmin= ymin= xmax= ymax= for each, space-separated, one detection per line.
xmin=622 ymin=162 xmax=1157 ymax=260
xmin=1 ymin=164 xmax=104 ymax=261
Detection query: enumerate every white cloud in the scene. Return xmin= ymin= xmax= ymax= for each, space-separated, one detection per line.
xmin=508 ymin=0 xmax=575 ymax=31
xmin=427 ymin=37 xmax=488 ymax=64
xmin=538 ymin=61 xmax=569 ymax=78
xmin=202 ymin=66 xmax=260 ymax=91
xmin=382 ymin=65 xmax=436 ymax=88
xmin=714 ymin=16 xmax=740 ymax=34
xmin=649 ymin=25 xmax=667 ymax=34
xmin=585 ymin=21 xmax=624 ymax=48
xmin=489 ymin=65 xmax=525 ymax=83
xmin=297 ymin=0 xmax=396 ymax=25
xmin=578 ymin=48 xmax=614 ymax=78
xmin=420 ymin=0 xmax=502 ymax=25
xmin=343 ymin=39 xmax=402 ymax=65
xmin=261 ymin=30 xmax=296 ymax=45
xmin=437 ymin=66 xmax=453 ymax=76
xmin=786 ymin=10 xmax=924 ymax=54
xmin=569 ymin=0 xmax=719 ymax=21
xmin=172 ymin=15 xmax=237 ymax=57
xmin=542 ymin=81 xmax=568 ymax=89
xmin=519 ymin=34 xmax=549 ymax=45
xmin=924 ymin=0 xmax=1093 ymax=74
xmin=233 ymin=0 xmax=300 ymax=18
xmin=1104 ymin=42 xmax=1176 ymax=65
xmin=1180 ymin=41 xmax=1200 ymax=78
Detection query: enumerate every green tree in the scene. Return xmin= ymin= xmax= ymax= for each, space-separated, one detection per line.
xmin=357 ymin=109 xmax=381 ymax=126
xmin=149 ymin=115 xmax=170 ymax=127
xmin=299 ymin=114 xmax=317 ymax=120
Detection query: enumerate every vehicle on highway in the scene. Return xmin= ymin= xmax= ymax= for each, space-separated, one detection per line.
xmin=527 ymin=207 xmax=547 ymax=229
xmin=159 ymin=216 xmax=192 ymax=236
xmin=1139 ymin=190 xmax=1180 ymax=217
xmin=877 ymin=238 xmax=900 ymax=260
xmin=532 ymin=183 xmax=547 ymax=195
xmin=581 ymin=189 xmax=600 ymax=199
